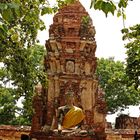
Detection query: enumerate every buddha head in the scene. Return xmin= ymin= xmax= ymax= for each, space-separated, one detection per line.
xmin=65 ymin=91 xmax=75 ymax=106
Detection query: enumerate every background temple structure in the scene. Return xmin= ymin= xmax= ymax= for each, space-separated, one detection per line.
xmin=30 ymin=1 xmax=106 ymax=139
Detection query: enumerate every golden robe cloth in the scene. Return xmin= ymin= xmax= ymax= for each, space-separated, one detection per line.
xmin=62 ymin=106 xmax=85 ymax=129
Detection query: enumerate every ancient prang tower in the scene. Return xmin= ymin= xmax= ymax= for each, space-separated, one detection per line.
xmin=31 ymin=1 xmax=106 ymax=140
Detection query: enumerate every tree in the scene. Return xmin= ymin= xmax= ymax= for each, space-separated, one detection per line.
xmin=0 ymin=0 xmax=51 ymax=124
xmin=0 ymin=86 xmax=17 ymax=124
xmin=122 ymin=25 xmax=140 ymax=91
xmin=96 ymin=58 xmax=139 ymax=114
xmin=0 ymin=45 xmax=46 ymax=125
xmin=90 ymin=0 xmax=131 ymax=18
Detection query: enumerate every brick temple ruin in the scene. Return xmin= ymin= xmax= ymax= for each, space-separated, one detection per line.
xmin=30 ymin=0 xmax=106 ymax=140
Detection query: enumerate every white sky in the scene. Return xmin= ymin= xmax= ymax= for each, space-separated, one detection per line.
xmin=38 ymin=0 xmax=140 ymax=123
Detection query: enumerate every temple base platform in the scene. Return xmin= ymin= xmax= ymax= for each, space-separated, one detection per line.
xmin=30 ymin=129 xmax=106 ymax=140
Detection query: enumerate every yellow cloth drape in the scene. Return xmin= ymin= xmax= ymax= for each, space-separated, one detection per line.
xmin=62 ymin=106 xmax=85 ymax=129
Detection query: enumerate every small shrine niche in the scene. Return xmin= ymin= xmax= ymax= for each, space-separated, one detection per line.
xmin=65 ymin=60 xmax=75 ymax=73
xmin=31 ymin=1 xmax=106 ymax=140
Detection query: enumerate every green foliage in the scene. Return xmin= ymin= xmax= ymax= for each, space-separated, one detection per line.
xmin=91 ymin=0 xmax=116 ymax=16
xmin=90 ymin=0 xmax=129 ymax=18
xmin=57 ymin=0 xmax=76 ymax=8
xmin=96 ymin=58 xmax=140 ymax=114
xmin=1 ymin=45 xmax=46 ymax=124
xmin=41 ymin=7 xmax=54 ymax=15
xmin=122 ymin=24 xmax=140 ymax=90
xmin=82 ymin=16 xmax=90 ymax=25
xmin=0 ymin=45 xmax=46 ymax=125
xmin=118 ymin=0 xmax=128 ymax=8
xmin=0 ymin=86 xmax=17 ymax=124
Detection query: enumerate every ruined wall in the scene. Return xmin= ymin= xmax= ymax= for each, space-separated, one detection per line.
xmin=115 ymin=114 xmax=140 ymax=129
xmin=106 ymin=129 xmax=140 ymax=140
xmin=0 ymin=125 xmax=30 ymax=140
xmin=0 ymin=126 xmax=139 ymax=140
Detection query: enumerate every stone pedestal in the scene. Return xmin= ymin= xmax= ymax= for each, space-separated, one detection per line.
xmin=30 ymin=130 xmax=106 ymax=140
